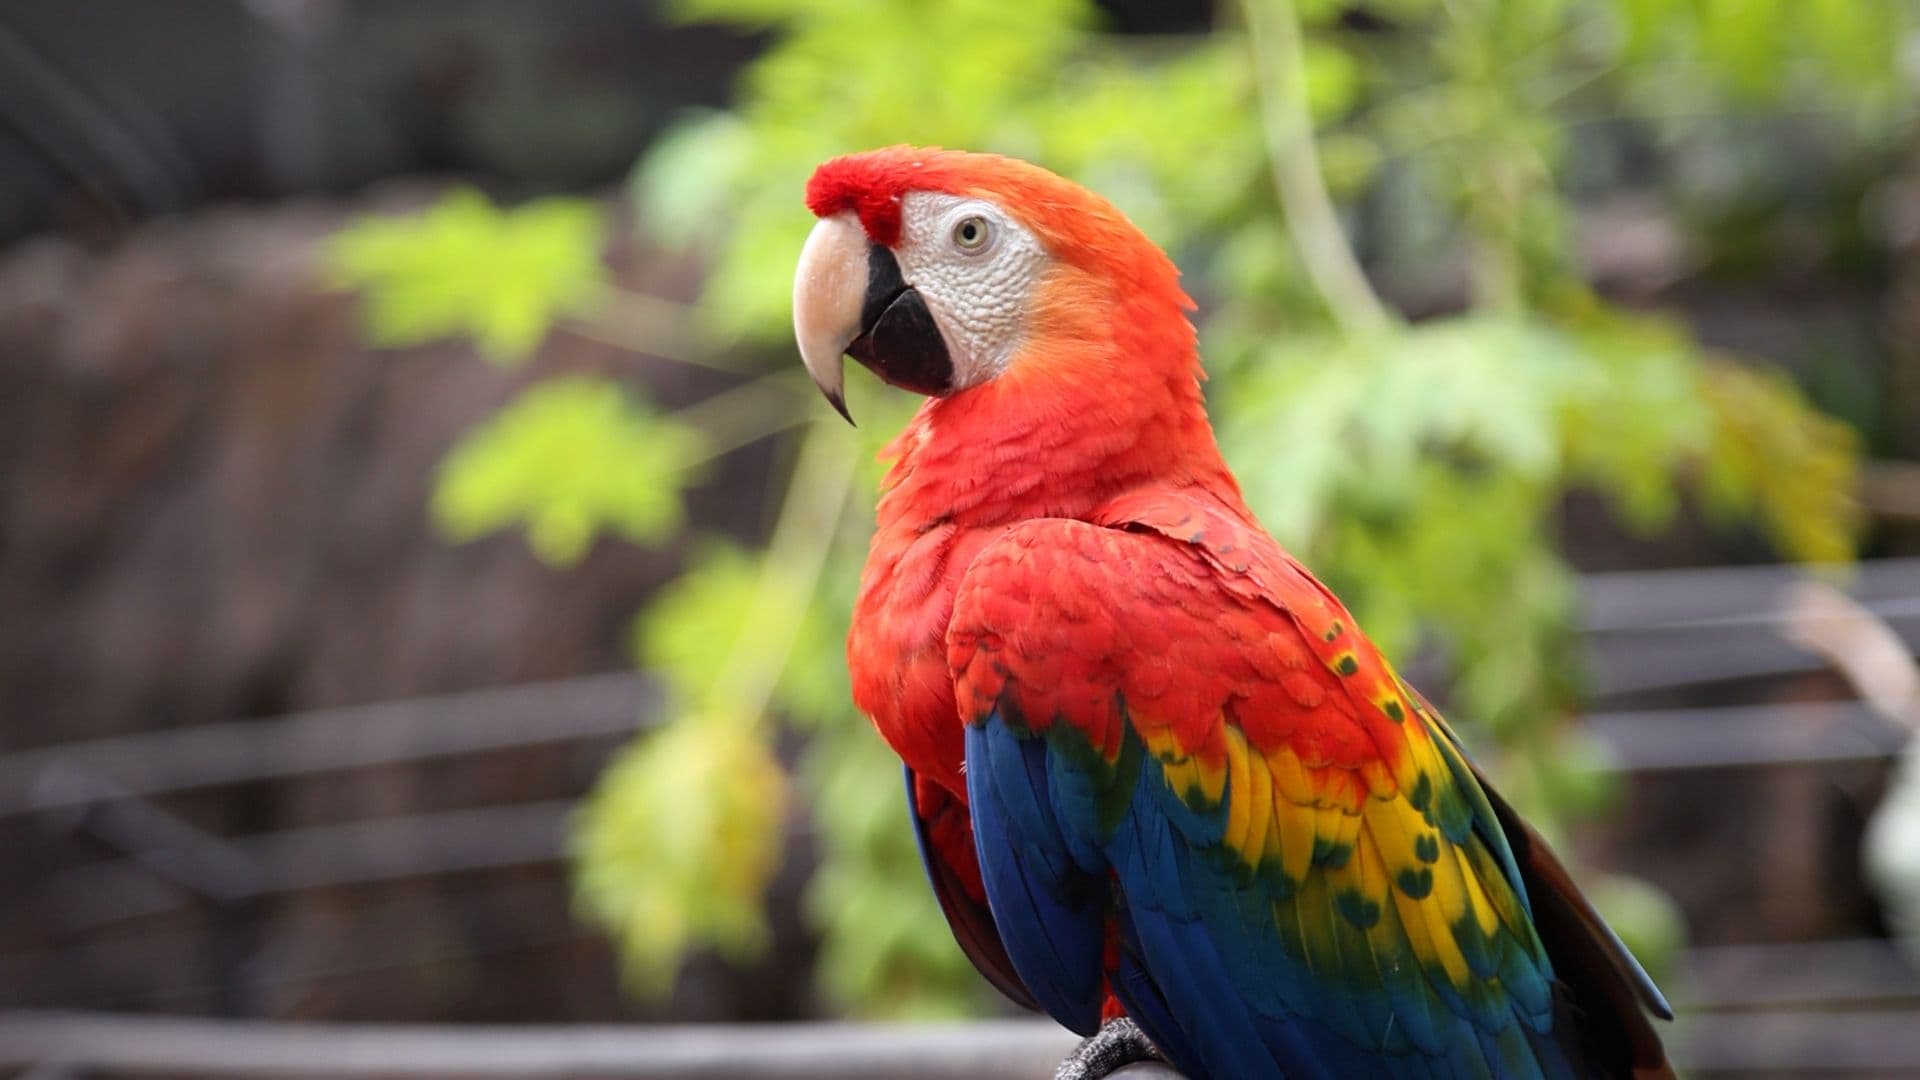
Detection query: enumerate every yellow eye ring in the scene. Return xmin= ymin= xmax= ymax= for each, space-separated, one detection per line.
xmin=951 ymin=214 xmax=994 ymax=253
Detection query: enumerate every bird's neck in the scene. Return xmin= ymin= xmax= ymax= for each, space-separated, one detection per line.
xmin=874 ymin=351 xmax=1240 ymax=535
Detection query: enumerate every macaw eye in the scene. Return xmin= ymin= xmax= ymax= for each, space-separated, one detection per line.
xmin=951 ymin=214 xmax=994 ymax=254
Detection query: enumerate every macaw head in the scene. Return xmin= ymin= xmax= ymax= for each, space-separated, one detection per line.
xmin=792 ymin=146 xmax=1195 ymax=424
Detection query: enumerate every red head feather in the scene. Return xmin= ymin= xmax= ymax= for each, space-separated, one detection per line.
xmin=805 ymin=146 xmax=1188 ymax=309
xmin=803 ymin=146 xmax=944 ymax=247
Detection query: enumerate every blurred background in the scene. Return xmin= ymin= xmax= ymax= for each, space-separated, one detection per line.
xmin=3 ymin=0 xmax=1920 ymax=1076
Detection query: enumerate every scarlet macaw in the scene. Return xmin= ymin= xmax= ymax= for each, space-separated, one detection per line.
xmin=791 ymin=146 xmax=1672 ymax=1079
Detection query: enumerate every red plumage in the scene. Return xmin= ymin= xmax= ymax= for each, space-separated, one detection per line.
xmin=831 ymin=146 xmax=1241 ymax=1034
xmin=837 ymin=147 xmax=1223 ymax=802
xmin=817 ymin=146 xmax=1669 ymax=1078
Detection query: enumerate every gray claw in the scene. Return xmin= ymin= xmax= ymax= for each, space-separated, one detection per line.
xmin=1054 ymin=1017 xmax=1169 ymax=1080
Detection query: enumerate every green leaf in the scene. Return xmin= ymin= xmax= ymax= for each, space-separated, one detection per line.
xmin=1220 ymin=316 xmax=1574 ymax=547
xmin=327 ymin=189 xmax=607 ymax=365
xmin=634 ymin=541 xmax=762 ymax=702
xmin=572 ymin=717 xmax=788 ymax=996
xmin=433 ymin=376 xmax=706 ymax=564
xmin=1302 ymin=38 xmax=1362 ymax=121
xmin=1554 ymin=309 xmax=1714 ymax=531
xmin=630 ymin=538 xmax=852 ymax=726
xmin=1700 ymin=361 xmax=1861 ymax=564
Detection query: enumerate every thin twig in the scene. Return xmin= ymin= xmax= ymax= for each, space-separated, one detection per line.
xmin=711 ymin=423 xmax=860 ymax=729
xmin=565 ymin=286 xmax=751 ymax=373
xmin=670 ymin=373 xmax=811 ymax=466
xmin=1242 ymin=0 xmax=1394 ymax=335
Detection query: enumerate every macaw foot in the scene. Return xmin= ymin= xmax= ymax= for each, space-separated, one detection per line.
xmin=1054 ymin=1017 xmax=1168 ymax=1080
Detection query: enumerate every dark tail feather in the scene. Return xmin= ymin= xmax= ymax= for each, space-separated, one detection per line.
xmin=1483 ymin=784 xmax=1675 ymax=1079
xmin=905 ymin=766 xmax=1043 ymax=1012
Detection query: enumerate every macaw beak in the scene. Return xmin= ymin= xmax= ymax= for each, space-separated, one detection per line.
xmin=792 ymin=213 xmax=953 ymax=425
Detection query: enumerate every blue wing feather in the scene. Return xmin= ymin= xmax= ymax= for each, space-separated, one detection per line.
xmin=902 ymin=766 xmax=1040 ymax=1012
xmin=964 ymin=717 xmax=1106 ymax=1034
xmin=1115 ymin=793 xmax=1337 ymax=1080
xmin=965 ymin=705 xmax=1598 ymax=1080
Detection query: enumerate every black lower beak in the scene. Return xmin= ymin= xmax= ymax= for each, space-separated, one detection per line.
xmin=846 ymin=244 xmax=953 ymax=399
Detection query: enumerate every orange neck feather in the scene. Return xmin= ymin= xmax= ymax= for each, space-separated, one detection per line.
xmin=874 ymin=262 xmax=1240 ymax=533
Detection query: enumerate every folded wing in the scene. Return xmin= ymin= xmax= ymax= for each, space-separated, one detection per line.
xmin=947 ymin=496 xmax=1670 ymax=1080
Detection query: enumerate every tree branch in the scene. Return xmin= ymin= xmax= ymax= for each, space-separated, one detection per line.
xmin=712 ymin=423 xmax=859 ymax=730
xmin=1242 ymin=0 xmax=1394 ymax=335
xmin=670 ymin=373 xmax=810 ymax=466
xmin=567 ymin=286 xmax=752 ymax=373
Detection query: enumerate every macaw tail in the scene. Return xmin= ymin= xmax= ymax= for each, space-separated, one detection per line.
xmin=1486 ymin=783 xmax=1676 ymax=1080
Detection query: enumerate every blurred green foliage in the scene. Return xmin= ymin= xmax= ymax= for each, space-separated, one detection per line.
xmin=434 ymin=375 xmax=707 ymax=564
xmin=573 ymin=713 xmax=789 ymax=993
xmin=329 ymin=0 xmax=1911 ymax=1019
xmin=329 ymin=189 xmax=607 ymax=364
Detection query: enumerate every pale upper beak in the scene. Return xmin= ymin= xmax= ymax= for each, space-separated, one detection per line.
xmin=794 ymin=211 xmax=957 ymax=423
xmin=791 ymin=213 xmax=867 ymax=424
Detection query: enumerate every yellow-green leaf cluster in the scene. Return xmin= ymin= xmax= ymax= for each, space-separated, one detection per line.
xmin=572 ymin=716 xmax=789 ymax=995
xmin=1218 ymin=306 xmax=1858 ymax=794
xmin=1616 ymin=0 xmax=1912 ymax=110
xmin=1701 ymin=361 xmax=1861 ymax=565
xmin=433 ymin=376 xmax=706 ymax=564
xmin=327 ymin=189 xmax=606 ymax=364
xmin=630 ymin=538 xmax=854 ymax=730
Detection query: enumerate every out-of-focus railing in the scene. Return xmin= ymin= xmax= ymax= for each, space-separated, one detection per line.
xmin=6 ymin=693 xmax=1902 ymax=936
xmin=5 ymin=561 xmax=1914 ymax=822
xmin=2 ymin=560 xmax=1918 ymax=1074
xmin=0 ymin=1013 xmax=1092 ymax=1078
xmin=0 ymin=672 xmax=656 ymax=819
xmin=1581 ymin=559 xmax=1920 ymax=697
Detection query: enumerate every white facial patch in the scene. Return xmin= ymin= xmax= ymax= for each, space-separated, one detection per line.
xmin=893 ymin=191 xmax=1050 ymax=389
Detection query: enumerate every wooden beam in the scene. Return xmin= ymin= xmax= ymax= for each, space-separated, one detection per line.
xmin=0 ymin=1012 xmax=1097 ymax=1079
xmin=26 ymin=698 xmax=1901 ymax=932
xmin=7 ymin=1007 xmax=1920 ymax=1076
xmin=1678 ymin=1010 xmax=1920 ymax=1073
